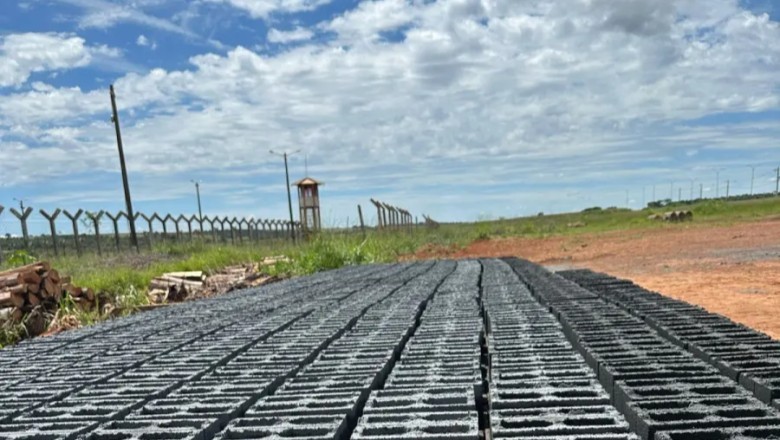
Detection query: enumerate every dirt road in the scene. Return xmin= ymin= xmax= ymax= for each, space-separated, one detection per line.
xmin=410 ymin=219 xmax=780 ymax=339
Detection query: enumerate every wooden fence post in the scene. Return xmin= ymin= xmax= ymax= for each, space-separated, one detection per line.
xmin=357 ymin=205 xmax=365 ymax=236
xmin=39 ymin=208 xmax=62 ymax=256
xmin=10 ymin=207 xmax=33 ymax=250
xmin=63 ymin=209 xmax=84 ymax=256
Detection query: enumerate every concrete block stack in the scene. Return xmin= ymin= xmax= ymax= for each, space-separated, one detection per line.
xmin=0 ymin=265 xmax=398 ymax=439
xmin=560 ymin=269 xmax=780 ymax=410
xmin=353 ymin=260 xmax=483 ymax=439
xmin=504 ymin=258 xmax=780 ymax=440
xmin=482 ymin=259 xmax=635 ymax=440
xmin=215 ymin=261 xmax=457 ymax=439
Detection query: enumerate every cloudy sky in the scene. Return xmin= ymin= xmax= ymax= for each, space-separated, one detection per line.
xmin=0 ymin=0 xmax=779 ymax=234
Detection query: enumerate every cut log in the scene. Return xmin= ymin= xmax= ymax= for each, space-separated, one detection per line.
xmin=42 ymin=278 xmax=57 ymax=298
xmin=84 ymin=288 xmax=95 ymax=302
xmin=0 ymin=273 xmax=22 ymax=288
xmin=67 ymin=285 xmax=83 ymax=298
xmin=10 ymin=290 xmax=25 ymax=308
xmin=0 ymin=291 xmax=11 ymax=308
xmin=47 ymin=269 xmax=61 ymax=284
xmin=155 ymin=275 xmax=204 ymax=288
xmin=11 ymin=307 xmax=23 ymax=322
xmin=60 ymin=275 xmax=71 ymax=286
xmin=0 ymin=261 xmax=50 ymax=277
xmin=163 ymin=271 xmax=205 ymax=281
xmin=20 ymin=271 xmax=42 ymax=286
xmin=26 ymin=282 xmax=40 ymax=295
xmin=28 ymin=293 xmax=41 ymax=307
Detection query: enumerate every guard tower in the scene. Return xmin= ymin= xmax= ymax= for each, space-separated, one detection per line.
xmin=294 ymin=177 xmax=322 ymax=232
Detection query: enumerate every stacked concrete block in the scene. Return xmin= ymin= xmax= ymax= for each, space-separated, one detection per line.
xmin=504 ymin=258 xmax=780 ymax=440
xmin=216 ymin=261 xmax=456 ymax=439
xmin=560 ymin=270 xmax=780 ymax=409
xmin=482 ymin=259 xmax=635 ymax=440
xmin=353 ymin=260 xmax=482 ymax=439
xmin=0 ymin=264 xmax=403 ymax=439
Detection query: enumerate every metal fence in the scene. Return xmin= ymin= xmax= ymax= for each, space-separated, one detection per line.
xmin=0 ymin=204 xmax=300 ymax=261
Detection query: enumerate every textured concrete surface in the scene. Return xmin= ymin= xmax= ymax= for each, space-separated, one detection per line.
xmin=1 ymin=258 xmax=779 ymax=440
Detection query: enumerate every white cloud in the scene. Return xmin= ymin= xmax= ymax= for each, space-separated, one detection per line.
xmin=0 ymin=33 xmax=92 ymax=88
xmin=2 ymin=0 xmax=780 ymax=220
xmin=267 ymin=27 xmax=315 ymax=43
xmin=136 ymin=34 xmax=158 ymax=49
xmin=205 ymin=0 xmax=332 ymax=19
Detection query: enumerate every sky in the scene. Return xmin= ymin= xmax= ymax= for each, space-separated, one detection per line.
xmin=0 ymin=0 xmax=779 ymax=235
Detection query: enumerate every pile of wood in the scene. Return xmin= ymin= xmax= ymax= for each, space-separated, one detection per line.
xmin=0 ymin=262 xmax=94 ymax=333
xmin=148 ymin=271 xmax=205 ymax=303
xmin=148 ymin=263 xmax=282 ymax=304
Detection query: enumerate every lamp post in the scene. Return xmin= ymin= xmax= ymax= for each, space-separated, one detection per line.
xmin=270 ymin=149 xmax=300 ymax=242
xmin=190 ymin=180 xmax=203 ymax=223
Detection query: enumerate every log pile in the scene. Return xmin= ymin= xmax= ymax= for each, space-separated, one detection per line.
xmin=148 ymin=271 xmax=205 ymax=303
xmin=0 ymin=261 xmax=96 ymax=332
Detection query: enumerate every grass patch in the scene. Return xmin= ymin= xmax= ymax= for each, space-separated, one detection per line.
xmin=0 ymin=195 xmax=777 ymax=348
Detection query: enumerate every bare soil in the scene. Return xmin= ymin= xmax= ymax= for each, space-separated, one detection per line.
xmin=409 ymin=220 xmax=780 ymax=339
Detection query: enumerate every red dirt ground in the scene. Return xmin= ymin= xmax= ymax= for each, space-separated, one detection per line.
xmin=408 ymin=220 xmax=780 ymax=339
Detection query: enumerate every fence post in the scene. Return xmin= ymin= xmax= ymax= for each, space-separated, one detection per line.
xmin=10 ymin=207 xmax=33 ymax=250
xmin=357 ymin=205 xmax=366 ymax=237
xmin=63 ymin=209 xmax=84 ymax=256
xmin=164 ymin=214 xmax=180 ymax=241
xmin=86 ymin=210 xmax=105 ymax=256
xmin=39 ymin=208 xmax=62 ymax=256
xmin=155 ymin=214 xmax=167 ymax=239
xmin=184 ymin=215 xmax=194 ymax=241
xmin=205 ymin=216 xmax=216 ymax=243
xmin=139 ymin=213 xmax=154 ymax=250
xmin=219 ymin=217 xmax=230 ymax=242
xmin=230 ymin=217 xmax=239 ymax=244
xmin=0 ymin=205 xmax=4 ymax=264
xmin=105 ymin=211 xmax=125 ymax=252
xmin=252 ymin=219 xmax=260 ymax=242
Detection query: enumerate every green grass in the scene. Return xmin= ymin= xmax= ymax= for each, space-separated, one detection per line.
xmin=1 ymin=195 xmax=778 ymax=348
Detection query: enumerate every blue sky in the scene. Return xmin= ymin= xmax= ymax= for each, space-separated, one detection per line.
xmin=1 ymin=0 xmax=779 ymax=235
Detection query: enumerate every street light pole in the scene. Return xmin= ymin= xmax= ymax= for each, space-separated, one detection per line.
xmin=191 ymin=180 xmax=203 ymax=223
xmin=110 ymin=85 xmax=139 ymax=252
xmin=270 ymin=149 xmax=300 ymax=242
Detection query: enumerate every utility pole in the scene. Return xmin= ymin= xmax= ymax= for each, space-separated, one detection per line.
xmin=652 ymin=185 xmax=656 ymax=202
xmin=642 ymin=186 xmax=646 ymax=208
xmin=748 ymin=165 xmax=756 ymax=195
xmin=270 ymin=149 xmax=300 ymax=242
xmin=191 ymin=180 xmax=203 ymax=223
xmin=700 ymin=183 xmax=703 ymax=199
xmin=726 ymin=180 xmax=730 ymax=198
xmin=678 ymin=188 xmax=682 ymax=202
xmin=625 ymin=190 xmax=629 ymax=209
xmin=110 ymin=85 xmax=139 ymax=252
xmin=690 ymin=180 xmax=694 ymax=200
xmin=669 ymin=182 xmax=674 ymax=200
xmin=775 ymin=167 xmax=779 ymax=196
